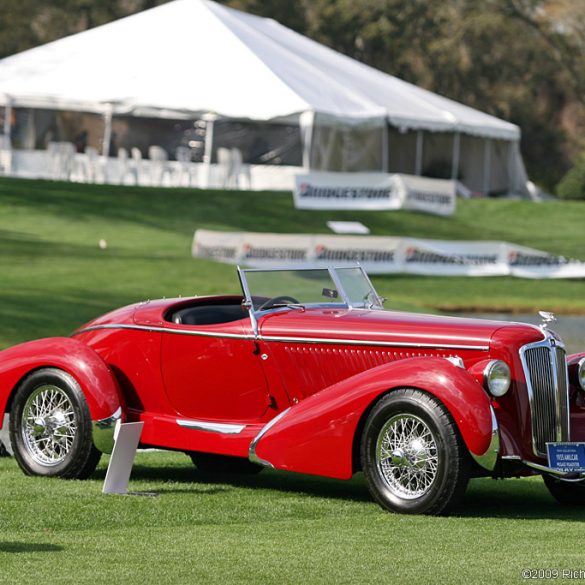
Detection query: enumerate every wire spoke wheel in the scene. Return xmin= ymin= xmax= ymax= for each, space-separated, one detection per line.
xmin=361 ymin=389 xmax=469 ymax=515
xmin=21 ymin=384 xmax=77 ymax=466
xmin=10 ymin=368 xmax=101 ymax=479
xmin=377 ymin=414 xmax=439 ymax=499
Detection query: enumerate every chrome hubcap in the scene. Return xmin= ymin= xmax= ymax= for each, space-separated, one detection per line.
xmin=21 ymin=385 xmax=77 ymax=466
xmin=376 ymin=414 xmax=439 ymax=500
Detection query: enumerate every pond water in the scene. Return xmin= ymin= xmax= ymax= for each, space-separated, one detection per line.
xmin=457 ymin=313 xmax=585 ymax=355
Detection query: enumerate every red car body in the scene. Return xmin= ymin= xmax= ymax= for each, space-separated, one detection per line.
xmin=1 ymin=266 xmax=584 ymax=514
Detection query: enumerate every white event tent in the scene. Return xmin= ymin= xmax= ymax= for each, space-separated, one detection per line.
xmin=0 ymin=0 xmax=528 ymax=194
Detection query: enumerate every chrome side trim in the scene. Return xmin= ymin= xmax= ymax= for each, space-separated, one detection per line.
xmin=248 ymin=407 xmax=291 ymax=467
xmin=176 ymin=419 xmax=246 ymax=434
xmin=73 ymin=323 xmax=489 ymax=351
xmin=74 ymin=323 xmax=255 ymax=341
xmin=471 ymin=405 xmax=500 ymax=471
xmin=92 ymin=406 xmax=122 ymax=454
xmin=261 ymin=335 xmax=489 ymax=351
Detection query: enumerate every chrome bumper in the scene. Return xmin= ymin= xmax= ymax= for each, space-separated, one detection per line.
xmin=92 ymin=407 xmax=122 ymax=454
xmin=522 ymin=458 xmax=585 ymax=480
xmin=503 ymin=454 xmax=585 ymax=480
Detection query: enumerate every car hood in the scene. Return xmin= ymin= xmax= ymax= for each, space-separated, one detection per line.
xmin=259 ymin=307 xmax=544 ymax=350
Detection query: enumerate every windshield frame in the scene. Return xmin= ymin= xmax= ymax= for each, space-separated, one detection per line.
xmin=237 ymin=265 xmax=383 ymax=316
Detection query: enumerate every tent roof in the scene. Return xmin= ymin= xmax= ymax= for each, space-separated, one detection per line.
xmin=0 ymin=0 xmax=520 ymax=140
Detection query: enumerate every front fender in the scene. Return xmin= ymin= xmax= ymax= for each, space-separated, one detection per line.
xmin=252 ymin=357 xmax=493 ymax=479
xmin=0 ymin=337 xmax=122 ymax=430
xmin=568 ymin=352 xmax=585 ymax=390
xmin=568 ymin=352 xmax=585 ymax=442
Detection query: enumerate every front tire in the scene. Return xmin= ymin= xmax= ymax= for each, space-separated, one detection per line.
xmin=361 ymin=388 xmax=469 ymax=515
xmin=9 ymin=368 xmax=101 ymax=479
xmin=543 ymin=474 xmax=585 ymax=505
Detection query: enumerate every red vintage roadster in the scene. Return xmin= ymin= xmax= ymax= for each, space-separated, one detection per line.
xmin=1 ymin=266 xmax=585 ymax=515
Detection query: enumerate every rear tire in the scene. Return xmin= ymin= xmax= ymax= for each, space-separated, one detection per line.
xmin=361 ymin=388 xmax=469 ymax=515
xmin=189 ymin=452 xmax=263 ymax=475
xmin=543 ymin=474 xmax=585 ymax=505
xmin=9 ymin=368 xmax=101 ymax=479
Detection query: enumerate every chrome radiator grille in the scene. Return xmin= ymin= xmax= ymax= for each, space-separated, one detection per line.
xmin=520 ymin=337 xmax=570 ymax=456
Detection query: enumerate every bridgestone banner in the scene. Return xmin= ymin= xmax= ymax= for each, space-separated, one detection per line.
xmin=293 ymin=172 xmax=456 ymax=216
xmin=193 ymin=230 xmax=585 ymax=279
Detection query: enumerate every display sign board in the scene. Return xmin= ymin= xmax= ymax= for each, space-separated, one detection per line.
xmin=293 ymin=172 xmax=456 ymax=216
xmin=193 ymin=230 xmax=585 ymax=278
xmin=547 ymin=443 xmax=585 ymax=473
xmin=0 ymin=414 xmax=12 ymax=456
xmin=326 ymin=221 xmax=370 ymax=234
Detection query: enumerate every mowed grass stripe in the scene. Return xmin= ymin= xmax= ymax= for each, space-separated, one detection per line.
xmin=0 ymin=452 xmax=583 ymax=585
xmin=0 ymin=177 xmax=584 ymax=350
xmin=0 ymin=178 xmax=584 ymax=583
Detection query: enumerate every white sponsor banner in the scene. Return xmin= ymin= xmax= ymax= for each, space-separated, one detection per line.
xmin=193 ymin=230 xmax=585 ymax=279
xmin=402 ymin=239 xmax=509 ymax=276
xmin=506 ymin=244 xmax=585 ymax=279
xmin=293 ymin=171 xmax=456 ymax=216
xmin=193 ymin=230 xmax=401 ymax=272
xmin=399 ymin=175 xmax=457 ymax=216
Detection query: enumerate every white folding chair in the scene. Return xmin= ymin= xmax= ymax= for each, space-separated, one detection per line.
xmin=217 ymin=147 xmax=233 ymax=188
xmin=59 ymin=142 xmax=76 ymax=180
xmin=0 ymin=135 xmax=12 ymax=175
xmin=148 ymin=145 xmax=171 ymax=186
xmin=85 ymin=146 xmax=105 ymax=183
xmin=117 ymin=147 xmax=130 ymax=184
xmin=230 ymin=147 xmax=251 ymax=189
xmin=131 ymin=147 xmax=143 ymax=185
xmin=175 ymin=146 xmax=192 ymax=187
xmin=47 ymin=141 xmax=61 ymax=179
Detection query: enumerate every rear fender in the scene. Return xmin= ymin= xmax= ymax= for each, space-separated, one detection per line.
xmin=252 ymin=357 xmax=493 ymax=479
xmin=0 ymin=337 xmax=122 ymax=427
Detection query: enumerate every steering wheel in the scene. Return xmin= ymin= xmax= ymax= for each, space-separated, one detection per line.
xmin=259 ymin=295 xmax=300 ymax=311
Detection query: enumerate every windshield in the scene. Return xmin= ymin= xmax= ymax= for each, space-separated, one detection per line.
xmin=239 ymin=266 xmax=383 ymax=312
xmin=335 ymin=267 xmax=382 ymax=308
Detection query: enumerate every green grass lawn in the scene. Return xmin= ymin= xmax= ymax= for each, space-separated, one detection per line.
xmin=1 ymin=451 xmax=583 ymax=585
xmin=0 ymin=176 xmax=584 ymax=348
xmin=1 ymin=177 xmax=585 ymax=583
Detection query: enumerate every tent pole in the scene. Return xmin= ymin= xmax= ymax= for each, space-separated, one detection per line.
xmin=300 ymin=111 xmax=314 ymax=171
xmin=509 ymin=140 xmax=519 ymax=194
xmin=382 ymin=121 xmax=389 ymax=173
xmin=3 ymin=98 xmax=12 ymax=141
xmin=482 ymin=138 xmax=492 ymax=196
xmin=2 ymin=97 xmax=13 ymax=175
xmin=451 ymin=131 xmax=460 ymax=180
xmin=203 ymin=114 xmax=216 ymax=188
xmin=415 ymin=130 xmax=423 ymax=175
xmin=102 ymin=105 xmax=113 ymax=157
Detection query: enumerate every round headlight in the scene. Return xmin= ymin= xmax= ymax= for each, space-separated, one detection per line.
xmin=578 ymin=358 xmax=585 ymax=391
xmin=484 ymin=360 xmax=511 ymax=397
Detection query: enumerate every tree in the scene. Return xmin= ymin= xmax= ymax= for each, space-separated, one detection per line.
xmin=1 ymin=0 xmax=585 ymax=190
xmin=557 ymin=152 xmax=585 ymax=200
xmin=0 ymin=0 xmax=172 ymax=59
